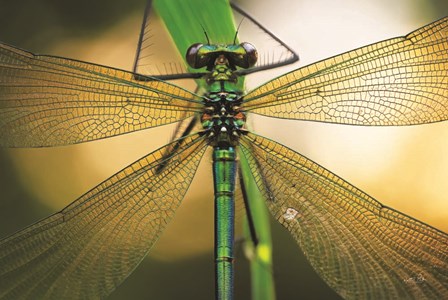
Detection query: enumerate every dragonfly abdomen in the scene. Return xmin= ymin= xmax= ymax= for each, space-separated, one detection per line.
xmin=213 ymin=147 xmax=237 ymax=300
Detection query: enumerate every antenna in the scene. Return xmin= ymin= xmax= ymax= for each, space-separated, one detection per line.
xmin=200 ymin=24 xmax=210 ymax=44
xmin=233 ymin=17 xmax=245 ymax=44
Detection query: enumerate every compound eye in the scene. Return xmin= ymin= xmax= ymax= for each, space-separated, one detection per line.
xmin=240 ymin=42 xmax=258 ymax=68
xmin=186 ymin=43 xmax=209 ymax=68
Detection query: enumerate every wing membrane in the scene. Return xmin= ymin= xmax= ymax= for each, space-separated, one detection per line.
xmin=0 ymin=133 xmax=208 ymax=299
xmin=0 ymin=42 xmax=202 ymax=147
xmin=240 ymin=132 xmax=448 ymax=299
xmin=243 ymin=17 xmax=448 ymax=126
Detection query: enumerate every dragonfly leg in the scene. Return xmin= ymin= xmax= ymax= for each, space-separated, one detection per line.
xmin=238 ymin=171 xmax=259 ymax=246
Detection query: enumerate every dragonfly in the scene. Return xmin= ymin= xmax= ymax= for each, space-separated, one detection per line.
xmin=0 ymin=0 xmax=447 ymax=299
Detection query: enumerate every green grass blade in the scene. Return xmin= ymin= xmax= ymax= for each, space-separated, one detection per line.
xmin=239 ymin=150 xmax=276 ymax=300
xmin=153 ymin=0 xmax=274 ymax=298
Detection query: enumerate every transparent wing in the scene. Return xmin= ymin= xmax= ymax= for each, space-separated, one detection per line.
xmin=0 ymin=133 xmax=208 ymax=300
xmin=230 ymin=2 xmax=299 ymax=76
xmin=0 ymin=42 xmax=202 ymax=147
xmin=239 ymin=132 xmax=448 ymax=299
xmin=133 ymin=0 xmax=188 ymax=78
xmin=243 ymin=17 xmax=448 ymax=126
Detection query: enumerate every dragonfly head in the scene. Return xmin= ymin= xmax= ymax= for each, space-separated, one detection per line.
xmin=186 ymin=42 xmax=258 ymax=71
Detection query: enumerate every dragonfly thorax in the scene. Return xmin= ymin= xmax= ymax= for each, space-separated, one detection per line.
xmin=201 ymin=91 xmax=246 ymax=147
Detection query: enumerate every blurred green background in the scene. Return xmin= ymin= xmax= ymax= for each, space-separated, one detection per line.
xmin=0 ymin=0 xmax=447 ymax=299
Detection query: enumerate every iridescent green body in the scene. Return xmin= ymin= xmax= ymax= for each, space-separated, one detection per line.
xmin=192 ymin=43 xmax=255 ymax=299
